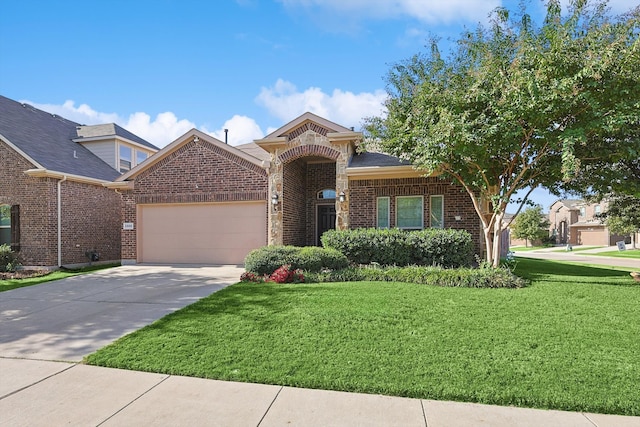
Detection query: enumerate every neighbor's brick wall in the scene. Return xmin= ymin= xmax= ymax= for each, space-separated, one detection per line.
xmin=59 ymin=180 xmax=121 ymax=265
xmin=282 ymin=158 xmax=306 ymax=246
xmin=1 ymin=141 xmax=121 ymax=267
xmin=120 ymin=138 xmax=268 ymax=260
xmin=306 ymin=162 xmax=336 ymax=245
xmin=348 ymin=177 xmax=482 ymax=255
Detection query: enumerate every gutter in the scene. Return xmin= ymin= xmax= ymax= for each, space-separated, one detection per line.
xmin=57 ymin=175 xmax=67 ymax=267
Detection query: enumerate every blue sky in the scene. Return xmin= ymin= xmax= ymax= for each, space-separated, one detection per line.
xmin=1 ymin=0 xmax=635 ymax=212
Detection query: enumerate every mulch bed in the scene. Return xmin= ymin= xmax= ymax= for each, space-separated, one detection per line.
xmin=0 ymin=270 xmax=51 ymax=280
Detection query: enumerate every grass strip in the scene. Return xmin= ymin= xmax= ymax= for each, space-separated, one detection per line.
xmin=0 ymin=263 xmax=119 ymax=292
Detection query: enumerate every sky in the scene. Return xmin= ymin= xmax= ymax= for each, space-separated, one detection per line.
xmin=1 ymin=0 xmax=636 ymax=212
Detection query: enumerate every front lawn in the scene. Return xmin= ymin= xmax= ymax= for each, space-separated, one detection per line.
xmin=85 ymin=258 xmax=640 ymax=415
xmin=585 ymin=249 xmax=640 ymax=259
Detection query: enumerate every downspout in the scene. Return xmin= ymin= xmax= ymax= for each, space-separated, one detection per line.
xmin=57 ymin=175 xmax=67 ymax=267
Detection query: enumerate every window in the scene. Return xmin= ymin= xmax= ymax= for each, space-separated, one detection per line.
xmin=0 ymin=205 xmax=10 ymax=246
xmin=396 ymin=196 xmax=423 ymax=229
xmin=377 ymin=197 xmax=390 ymax=228
xmin=119 ymin=145 xmax=132 ymax=172
xmin=579 ymin=206 xmax=586 ymax=217
xmin=136 ymin=150 xmax=148 ymax=166
xmin=317 ymin=189 xmax=336 ymax=199
xmin=594 ymin=205 xmax=601 ymax=215
xmin=430 ymin=195 xmax=444 ymax=228
xmin=0 ymin=205 xmax=19 ymax=251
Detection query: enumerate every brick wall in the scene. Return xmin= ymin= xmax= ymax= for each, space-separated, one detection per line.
xmin=120 ymin=138 xmax=268 ymax=261
xmin=1 ymin=141 xmax=121 ymax=267
xmin=348 ymin=176 xmax=482 ymax=255
xmin=306 ymin=162 xmax=336 ymax=245
xmin=282 ymin=159 xmax=306 ymax=246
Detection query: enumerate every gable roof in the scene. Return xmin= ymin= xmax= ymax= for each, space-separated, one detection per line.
xmin=263 ymin=112 xmax=353 ymax=139
xmin=550 ymin=199 xmax=583 ymax=211
xmin=114 ymin=129 xmax=268 ymax=183
xmin=0 ymin=95 xmax=135 ymax=181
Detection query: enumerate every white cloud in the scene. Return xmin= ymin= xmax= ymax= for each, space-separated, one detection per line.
xmin=256 ymin=79 xmax=387 ymax=130
xmin=278 ymin=0 xmax=501 ymax=24
xmin=206 ymin=115 xmax=265 ymax=146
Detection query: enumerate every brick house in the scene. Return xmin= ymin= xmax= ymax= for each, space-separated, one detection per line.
xmin=549 ymin=199 xmax=629 ymax=246
xmin=112 ymin=112 xmax=480 ymax=265
xmin=0 ymin=95 xmax=157 ymax=268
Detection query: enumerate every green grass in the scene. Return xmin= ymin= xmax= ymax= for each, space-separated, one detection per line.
xmin=0 ymin=263 xmax=120 ymax=292
xmin=551 ymin=246 xmax=606 ymax=253
xmin=509 ymin=246 xmax=547 ymax=252
xmin=584 ymin=249 xmax=640 ymax=259
xmin=85 ymin=258 xmax=640 ymax=416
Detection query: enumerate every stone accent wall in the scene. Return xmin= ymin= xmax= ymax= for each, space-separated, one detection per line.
xmin=1 ymin=141 xmax=121 ymax=267
xmin=120 ymin=138 xmax=268 ymax=261
xmin=349 ymin=177 xmax=482 ymax=255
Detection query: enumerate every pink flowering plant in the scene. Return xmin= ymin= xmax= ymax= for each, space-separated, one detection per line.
xmin=269 ymin=264 xmax=305 ymax=284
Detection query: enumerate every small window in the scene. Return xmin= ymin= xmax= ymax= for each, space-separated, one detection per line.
xmin=594 ymin=205 xmax=601 ymax=215
xmin=430 ymin=195 xmax=444 ymax=228
xmin=377 ymin=197 xmax=390 ymax=228
xmin=317 ymin=189 xmax=336 ymax=199
xmin=135 ymin=150 xmax=148 ymax=166
xmin=0 ymin=205 xmax=10 ymax=246
xmin=579 ymin=206 xmax=586 ymax=217
xmin=119 ymin=145 xmax=132 ymax=172
xmin=396 ymin=196 xmax=423 ymax=230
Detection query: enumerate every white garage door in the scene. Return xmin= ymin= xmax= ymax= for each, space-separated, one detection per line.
xmin=139 ymin=202 xmax=267 ymax=264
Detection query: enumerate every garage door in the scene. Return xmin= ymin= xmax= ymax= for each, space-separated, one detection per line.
xmin=576 ymin=228 xmax=606 ymax=246
xmin=139 ymin=202 xmax=266 ymax=264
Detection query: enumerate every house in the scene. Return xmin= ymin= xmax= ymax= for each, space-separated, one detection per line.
xmin=549 ymin=199 xmax=628 ymax=246
xmin=0 ymin=95 xmax=157 ymax=268
xmin=111 ymin=112 xmax=480 ymax=265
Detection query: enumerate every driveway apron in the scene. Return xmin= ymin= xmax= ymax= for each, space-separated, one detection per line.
xmin=0 ymin=264 xmax=243 ymax=362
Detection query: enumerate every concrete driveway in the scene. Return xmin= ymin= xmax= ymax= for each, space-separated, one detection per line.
xmin=0 ymin=264 xmax=244 ymax=362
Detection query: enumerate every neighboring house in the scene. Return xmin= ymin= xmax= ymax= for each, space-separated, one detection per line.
xmin=549 ymin=199 xmax=628 ymax=246
xmin=111 ymin=112 xmax=480 ymax=265
xmin=0 ymin=95 xmax=157 ymax=268
xmin=505 ymin=212 xmax=550 ymax=247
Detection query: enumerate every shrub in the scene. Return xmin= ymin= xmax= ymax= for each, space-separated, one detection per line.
xmin=305 ymin=265 xmax=527 ymax=288
xmin=239 ymin=271 xmax=266 ymax=283
xmin=244 ymin=246 xmax=300 ymax=275
xmin=270 ymin=265 xmax=305 ymax=283
xmin=321 ymin=228 xmax=473 ymax=268
xmin=0 ymin=244 xmax=21 ymax=272
xmin=244 ymin=245 xmax=349 ymax=275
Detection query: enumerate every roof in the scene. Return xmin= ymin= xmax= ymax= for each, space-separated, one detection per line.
xmin=236 ymin=142 xmax=270 ymax=162
xmin=349 ymin=152 xmax=412 ymax=168
xmin=75 ymin=123 xmax=158 ymax=150
xmin=550 ymin=199 xmax=583 ymax=211
xmin=0 ymin=95 xmax=137 ymax=181
xmin=263 ymin=112 xmax=353 ymax=139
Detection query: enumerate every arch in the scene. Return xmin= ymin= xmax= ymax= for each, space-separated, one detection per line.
xmin=279 ymin=145 xmax=340 ymax=164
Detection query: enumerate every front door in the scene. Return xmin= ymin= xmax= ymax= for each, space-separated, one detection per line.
xmin=317 ymin=204 xmax=336 ymax=246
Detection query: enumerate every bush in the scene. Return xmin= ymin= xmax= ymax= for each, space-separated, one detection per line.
xmin=305 ymin=265 xmax=528 ymax=288
xmin=270 ymin=265 xmax=305 ymax=283
xmin=244 ymin=245 xmax=349 ymax=275
xmin=0 ymin=244 xmax=21 ymax=272
xmin=321 ymin=228 xmax=473 ymax=268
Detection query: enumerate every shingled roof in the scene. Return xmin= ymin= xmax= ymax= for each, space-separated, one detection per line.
xmin=0 ymin=95 xmax=154 ymax=181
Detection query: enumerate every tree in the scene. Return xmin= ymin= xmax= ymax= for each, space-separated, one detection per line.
xmin=511 ymin=205 xmax=551 ymax=247
xmin=597 ymin=194 xmax=640 ymax=249
xmin=364 ymin=0 xmax=640 ymax=266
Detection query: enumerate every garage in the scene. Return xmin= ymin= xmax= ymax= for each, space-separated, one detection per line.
xmin=574 ymin=227 xmax=606 ymax=246
xmin=138 ymin=202 xmax=267 ymax=264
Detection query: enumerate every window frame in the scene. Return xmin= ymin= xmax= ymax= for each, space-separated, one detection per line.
xmin=135 ymin=150 xmax=148 ymax=166
xmin=119 ymin=144 xmax=133 ymax=173
xmin=396 ymin=195 xmax=424 ymax=230
xmin=376 ymin=196 xmax=390 ymax=229
xmin=0 ymin=205 xmax=10 ymax=246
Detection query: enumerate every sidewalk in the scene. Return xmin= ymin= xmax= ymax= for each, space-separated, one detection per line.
xmin=1 ymin=358 xmax=639 ymax=427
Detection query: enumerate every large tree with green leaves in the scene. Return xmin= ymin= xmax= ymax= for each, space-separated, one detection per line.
xmin=598 ymin=194 xmax=640 ymax=249
xmin=364 ymin=0 xmax=640 ymax=266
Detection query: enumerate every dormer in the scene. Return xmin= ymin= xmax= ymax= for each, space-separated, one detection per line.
xmin=73 ymin=123 xmax=159 ymax=173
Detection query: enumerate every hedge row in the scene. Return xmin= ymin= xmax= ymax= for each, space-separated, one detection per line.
xmin=305 ymin=265 xmax=528 ymax=288
xmin=320 ymin=228 xmax=473 ymax=268
xmin=244 ymin=245 xmax=349 ymax=275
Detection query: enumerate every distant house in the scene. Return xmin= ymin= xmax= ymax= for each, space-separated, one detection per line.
xmin=0 ymin=95 xmax=157 ymax=268
xmin=549 ymin=199 xmax=628 ymax=246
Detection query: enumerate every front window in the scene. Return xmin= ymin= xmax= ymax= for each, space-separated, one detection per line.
xmin=430 ymin=195 xmax=444 ymax=228
xmin=119 ymin=145 xmax=132 ymax=172
xmin=396 ymin=196 xmax=423 ymax=230
xmin=377 ymin=197 xmax=390 ymax=228
xmin=0 ymin=205 xmax=10 ymax=246
xmin=136 ymin=150 xmax=148 ymax=166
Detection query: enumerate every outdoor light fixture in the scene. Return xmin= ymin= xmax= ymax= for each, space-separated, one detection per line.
xmin=339 ymin=191 xmax=346 ymax=203
xmin=271 ymin=193 xmax=279 ymax=206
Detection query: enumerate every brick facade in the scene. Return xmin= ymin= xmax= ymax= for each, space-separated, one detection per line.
xmin=349 ymin=176 xmax=482 ymax=254
xmin=1 ymin=141 xmax=121 ymax=267
xmin=119 ymin=137 xmax=268 ymax=262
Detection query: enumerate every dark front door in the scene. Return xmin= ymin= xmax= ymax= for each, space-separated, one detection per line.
xmin=317 ymin=204 xmax=336 ymax=246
